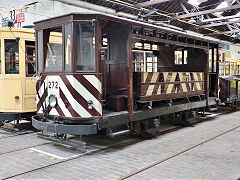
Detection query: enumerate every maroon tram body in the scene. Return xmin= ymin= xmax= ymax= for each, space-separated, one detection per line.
xmin=32 ymin=13 xmax=219 ymax=137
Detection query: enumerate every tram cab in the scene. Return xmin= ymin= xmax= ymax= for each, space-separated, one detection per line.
xmin=0 ymin=27 xmax=36 ymax=125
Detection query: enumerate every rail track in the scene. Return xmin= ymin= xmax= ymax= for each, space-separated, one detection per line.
xmin=120 ymin=124 xmax=240 ymax=179
xmin=2 ymin=136 xmax=141 ymax=180
xmin=3 ymin=123 xmax=240 ymax=180
xmin=1 ymin=109 xmax=237 ymax=179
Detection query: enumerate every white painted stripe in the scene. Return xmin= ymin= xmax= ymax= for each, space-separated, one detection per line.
xmin=66 ymin=75 xmax=102 ymax=115
xmin=146 ymin=85 xmax=154 ymax=96
xmin=83 ymin=75 xmax=102 ymax=93
xmin=193 ymin=73 xmax=201 ymax=90
xmin=59 ymin=77 xmax=92 ymax=118
xmin=143 ymin=73 xmax=148 ymax=82
xmin=179 ymin=73 xmax=187 ymax=92
xmin=29 ymin=148 xmax=83 ymax=160
xmin=57 ymin=98 xmax=72 ymax=117
xmin=166 ymin=73 xmax=177 ymax=93
xmin=151 ymin=73 xmax=159 ymax=82
xmin=49 ymin=108 xmax=59 ymax=116
xmin=157 ymin=85 xmax=161 ymax=94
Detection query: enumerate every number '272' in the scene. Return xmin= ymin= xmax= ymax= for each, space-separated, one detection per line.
xmin=49 ymin=81 xmax=58 ymax=89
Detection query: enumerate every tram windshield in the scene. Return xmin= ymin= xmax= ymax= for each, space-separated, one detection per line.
xmin=76 ymin=23 xmax=95 ymax=72
xmin=45 ymin=28 xmax=63 ymax=72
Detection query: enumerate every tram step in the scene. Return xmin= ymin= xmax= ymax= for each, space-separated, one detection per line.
xmin=108 ymin=130 xmax=130 ymax=138
xmin=37 ymin=133 xmax=87 ymax=152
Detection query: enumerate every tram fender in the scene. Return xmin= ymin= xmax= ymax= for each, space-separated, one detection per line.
xmin=32 ymin=116 xmax=97 ymax=135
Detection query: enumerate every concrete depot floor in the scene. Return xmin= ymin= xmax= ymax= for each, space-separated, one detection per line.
xmin=1 ymin=110 xmax=240 ymax=180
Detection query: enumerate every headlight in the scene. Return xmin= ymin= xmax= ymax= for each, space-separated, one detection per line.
xmin=49 ymin=95 xmax=57 ymax=108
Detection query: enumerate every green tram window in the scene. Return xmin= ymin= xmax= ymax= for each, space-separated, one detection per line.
xmin=45 ymin=28 xmax=63 ymax=72
xmin=76 ymin=23 xmax=95 ymax=72
xmin=5 ymin=39 xmax=19 ymax=74
xmin=25 ymin=41 xmax=36 ymax=76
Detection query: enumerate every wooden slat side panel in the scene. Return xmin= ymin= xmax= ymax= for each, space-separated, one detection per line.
xmin=133 ymin=72 xmax=205 ymax=102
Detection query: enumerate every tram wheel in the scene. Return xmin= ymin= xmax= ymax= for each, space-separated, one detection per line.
xmin=140 ymin=118 xmax=160 ymax=139
xmin=231 ymin=105 xmax=237 ymax=111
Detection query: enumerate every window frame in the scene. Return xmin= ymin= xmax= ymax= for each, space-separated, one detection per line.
xmin=64 ymin=23 xmax=73 ymax=72
xmin=74 ymin=22 xmax=96 ymax=73
xmin=4 ymin=39 xmax=20 ymax=75
xmin=25 ymin=42 xmax=36 ymax=77
xmin=42 ymin=26 xmax=64 ymax=73
xmin=132 ymin=51 xmax=144 ymax=72
xmin=145 ymin=52 xmax=157 ymax=72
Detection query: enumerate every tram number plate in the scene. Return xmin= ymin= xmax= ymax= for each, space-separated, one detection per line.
xmin=48 ymin=81 xmax=59 ymax=89
xmin=47 ymin=76 xmax=60 ymax=97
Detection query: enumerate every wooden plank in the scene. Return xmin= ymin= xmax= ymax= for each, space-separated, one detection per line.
xmin=139 ymin=91 xmax=205 ymax=102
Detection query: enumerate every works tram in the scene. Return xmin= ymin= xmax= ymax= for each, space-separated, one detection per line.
xmin=0 ymin=27 xmax=36 ymax=125
xmin=32 ymin=13 xmax=220 ymax=139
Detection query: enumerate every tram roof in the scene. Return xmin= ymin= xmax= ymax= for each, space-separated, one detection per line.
xmin=0 ymin=27 xmax=34 ymax=33
xmin=34 ymin=12 xmax=219 ymax=47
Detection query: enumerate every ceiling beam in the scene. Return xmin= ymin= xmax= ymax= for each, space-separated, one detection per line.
xmin=199 ymin=19 xmax=240 ymax=28
xmin=201 ymin=14 xmax=240 ymax=23
xmin=171 ymin=4 xmax=240 ymax=20
xmin=207 ymin=29 xmax=240 ymax=35
xmin=135 ymin=0 xmax=171 ymax=8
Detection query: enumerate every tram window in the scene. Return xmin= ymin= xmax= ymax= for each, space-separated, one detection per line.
xmin=45 ymin=28 xmax=63 ymax=72
xmin=64 ymin=24 xmax=72 ymax=72
xmin=146 ymin=53 xmax=157 ymax=72
xmin=5 ymin=39 xmax=19 ymax=74
xmin=225 ymin=63 xmax=230 ymax=75
xmin=76 ymin=23 xmax=95 ymax=72
xmin=25 ymin=41 xmax=36 ymax=76
xmin=219 ymin=63 xmax=224 ymax=76
xmin=100 ymin=48 xmax=107 ymax=61
xmin=133 ymin=52 xmax=144 ymax=72
xmin=209 ymin=49 xmax=212 ymax=72
xmin=174 ymin=50 xmax=182 ymax=65
xmin=183 ymin=50 xmax=188 ymax=64
xmin=37 ymin=31 xmax=43 ymax=73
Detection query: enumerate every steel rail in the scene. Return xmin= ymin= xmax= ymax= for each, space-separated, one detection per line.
xmin=0 ymin=142 xmax=51 ymax=156
xmin=2 ymin=137 xmax=142 ymax=180
xmin=0 ymin=129 xmax=37 ymax=140
xmin=120 ymin=124 xmax=240 ymax=180
xmin=2 ymin=109 xmax=235 ymax=179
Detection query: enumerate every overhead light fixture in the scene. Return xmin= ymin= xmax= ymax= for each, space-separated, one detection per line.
xmin=188 ymin=18 xmax=196 ymax=23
